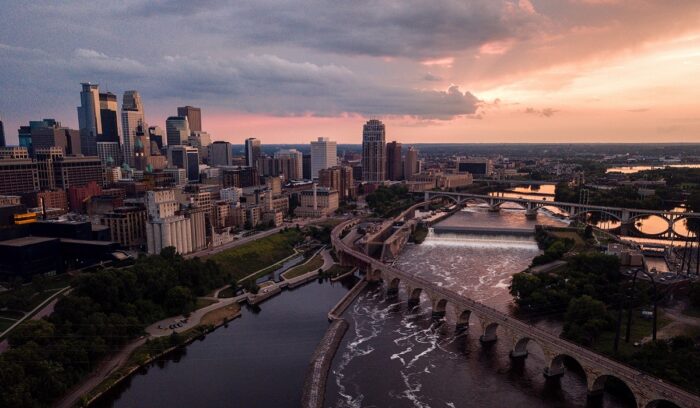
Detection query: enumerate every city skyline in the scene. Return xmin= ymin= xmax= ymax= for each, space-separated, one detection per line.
xmin=2 ymin=1 xmax=700 ymax=144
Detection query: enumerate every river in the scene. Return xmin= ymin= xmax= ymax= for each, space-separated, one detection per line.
xmin=93 ymin=277 xmax=356 ymax=408
xmin=325 ymin=207 xmax=635 ymax=407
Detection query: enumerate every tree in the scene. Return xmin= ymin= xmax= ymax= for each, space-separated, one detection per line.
xmin=164 ymin=286 xmax=194 ymax=315
xmin=689 ymin=281 xmax=700 ymax=308
xmin=8 ymin=319 xmax=56 ymax=348
xmin=563 ymin=295 xmax=613 ymax=345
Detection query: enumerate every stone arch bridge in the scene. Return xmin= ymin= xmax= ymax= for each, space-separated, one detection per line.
xmin=424 ymin=190 xmax=700 ymax=240
xmin=332 ymin=218 xmax=700 ymax=408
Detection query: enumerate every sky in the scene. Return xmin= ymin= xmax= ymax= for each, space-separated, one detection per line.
xmin=1 ymin=0 xmax=700 ymax=145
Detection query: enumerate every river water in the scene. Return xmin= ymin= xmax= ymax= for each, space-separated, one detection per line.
xmin=93 ymin=278 xmax=356 ymax=408
xmin=325 ymin=207 xmax=635 ymax=408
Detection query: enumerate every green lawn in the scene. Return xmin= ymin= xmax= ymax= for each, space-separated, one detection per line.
xmin=282 ymin=254 xmax=324 ymax=279
xmin=593 ymin=311 xmax=670 ymax=356
xmin=210 ymin=229 xmax=305 ymax=282
xmin=217 ymin=287 xmax=237 ymax=299
xmin=195 ymin=298 xmax=218 ymax=309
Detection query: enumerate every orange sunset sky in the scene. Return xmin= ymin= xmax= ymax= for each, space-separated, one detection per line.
xmin=1 ymin=0 xmax=700 ymax=144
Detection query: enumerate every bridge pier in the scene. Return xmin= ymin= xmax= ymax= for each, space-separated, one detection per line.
xmin=487 ymin=206 xmax=500 ymax=213
xmin=525 ymin=208 xmax=538 ymax=220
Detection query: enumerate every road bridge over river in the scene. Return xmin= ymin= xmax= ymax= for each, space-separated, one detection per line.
xmin=332 ymin=216 xmax=700 ymax=408
xmin=424 ymin=190 xmax=700 ymax=241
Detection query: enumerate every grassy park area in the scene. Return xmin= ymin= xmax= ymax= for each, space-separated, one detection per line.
xmin=210 ymin=229 xmax=305 ymax=282
xmin=282 ymin=254 xmax=324 ymax=279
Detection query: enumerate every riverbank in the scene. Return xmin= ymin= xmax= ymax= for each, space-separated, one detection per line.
xmin=301 ymin=279 xmax=368 ymax=408
xmin=61 ymin=297 xmax=244 ymax=408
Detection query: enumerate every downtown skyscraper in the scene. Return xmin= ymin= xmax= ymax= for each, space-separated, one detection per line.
xmin=77 ymin=83 xmax=101 ymax=156
xmin=362 ymin=119 xmax=386 ymax=182
xmin=177 ymin=106 xmax=202 ymax=133
xmin=97 ymin=92 xmax=122 ymax=165
xmin=166 ymin=116 xmax=190 ymax=146
xmin=121 ymin=90 xmax=145 ymax=167
xmin=310 ymin=137 xmax=337 ymax=179
xmin=245 ymin=137 xmax=261 ymax=168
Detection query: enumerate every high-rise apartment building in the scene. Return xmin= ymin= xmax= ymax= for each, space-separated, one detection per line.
xmin=362 ymin=119 xmax=386 ymax=182
xmin=404 ymin=146 xmax=419 ymax=180
xmin=77 ymin=83 xmax=101 ymax=156
xmin=209 ymin=141 xmax=233 ymax=166
xmin=166 ymin=116 xmax=190 ymax=147
xmin=310 ymin=137 xmax=337 ymax=179
xmin=177 ymin=106 xmax=202 ymax=132
xmin=27 ymin=119 xmax=81 ymax=156
xmin=273 ymin=149 xmax=303 ymax=180
xmin=386 ymin=141 xmax=403 ymax=181
xmin=319 ymin=165 xmax=355 ymax=201
xmin=167 ymin=145 xmax=199 ymax=182
xmin=122 ymin=90 xmax=146 ymax=167
xmin=0 ymin=156 xmax=39 ymax=195
xmin=245 ymin=138 xmax=261 ymax=168
xmin=35 ymin=148 xmax=104 ymax=190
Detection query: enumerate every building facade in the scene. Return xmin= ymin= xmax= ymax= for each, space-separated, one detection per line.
xmin=77 ymin=82 xmax=101 ymax=156
xmin=362 ymin=119 xmax=386 ymax=182
xmin=310 ymin=137 xmax=337 ymax=179
xmin=166 ymin=116 xmax=190 ymax=147
xmin=177 ymin=106 xmax=202 ymax=132
xmin=386 ymin=141 xmax=403 ymax=181
xmin=122 ymin=90 xmax=146 ymax=167
xmin=244 ymin=138 xmax=261 ymax=168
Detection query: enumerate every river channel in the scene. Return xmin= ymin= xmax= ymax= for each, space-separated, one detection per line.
xmin=93 ymin=278 xmax=356 ymax=408
xmin=325 ymin=207 xmax=634 ymax=408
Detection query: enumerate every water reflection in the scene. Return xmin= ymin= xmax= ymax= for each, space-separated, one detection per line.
xmin=606 ymin=164 xmax=700 ymax=174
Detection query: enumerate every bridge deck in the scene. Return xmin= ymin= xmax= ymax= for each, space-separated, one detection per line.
xmin=332 ymin=217 xmax=700 ymax=408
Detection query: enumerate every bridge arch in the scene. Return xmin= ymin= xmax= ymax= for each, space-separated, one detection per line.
xmin=428 ymin=194 xmax=462 ymax=206
xmin=481 ymin=322 xmax=499 ymax=343
xmin=409 ymin=287 xmax=423 ymax=303
xmin=456 ymin=309 xmax=472 ymax=330
xmin=493 ymin=199 xmax=527 ymax=210
xmin=368 ymin=268 xmax=382 ymax=281
xmin=546 ymin=354 xmax=587 ymax=381
xmin=388 ymin=277 xmax=400 ymax=291
xmin=570 ymin=209 xmax=623 ymax=223
xmin=645 ymin=399 xmax=682 ymax=408
xmin=589 ymin=374 xmax=637 ymax=408
xmin=511 ymin=337 xmax=546 ymax=359
xmin=433 ymin=298 xmax=448 ymax=314
xmin=630 ymin=214 xmax=672 ymax=236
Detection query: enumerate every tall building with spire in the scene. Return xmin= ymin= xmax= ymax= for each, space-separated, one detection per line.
xmin=362 ymin=119 xmax=386 ymax=182
xmin=77 ymin=83 xmax=101 ymax=156
xmin=121 ymin=90 xmax=145 ymax=167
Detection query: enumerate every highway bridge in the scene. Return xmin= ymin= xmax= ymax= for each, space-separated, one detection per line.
xmin=424 ymin=190 xmax=700 ymax=240
xmin=331 ymin=216 xmax=700 ymax=408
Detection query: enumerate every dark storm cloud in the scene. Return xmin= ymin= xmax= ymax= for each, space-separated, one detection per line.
xmin=0 ymin=44 xmax=480 ymax=120
xmin=128 ymin=0 xmax=526 ymax=59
